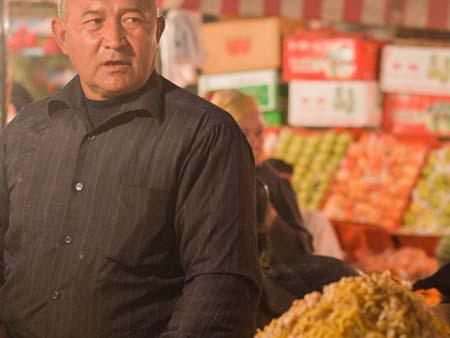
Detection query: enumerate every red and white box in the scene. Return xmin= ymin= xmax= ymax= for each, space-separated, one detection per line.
xmin=283 ymin=30 xmax=381 ymax=81
xmin=384 ymin=93 xmax=450 ymax=136
xmin=381 ymin=45 xmax=450 ymax=96
xmin=288 ymin=81 xmax=382 ymax=128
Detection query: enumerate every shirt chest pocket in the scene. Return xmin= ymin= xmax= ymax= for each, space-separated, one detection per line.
xmin=101 ymin=185 xmax=173 ymax=270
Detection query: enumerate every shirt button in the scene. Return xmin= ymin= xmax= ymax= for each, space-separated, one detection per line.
xmin=51 ymin=290 xmax=60 ymax=300
xmin=88 ymin=135 xmax=96 ymax=141
xmin=64 ymin=235 xmax=73 ymax=245
xmin=75 ymin=182 xmax=84 ymax=191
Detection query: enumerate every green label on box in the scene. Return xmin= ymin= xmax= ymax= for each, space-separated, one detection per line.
xmin=198 ymin=69 xmax=284 ymax=112
xmin=264 ymin=110 xmax=285 ymax=126
xmin=238 ymin=85 xmax=270 ymax=107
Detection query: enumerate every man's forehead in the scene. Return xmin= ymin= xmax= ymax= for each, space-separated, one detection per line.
xmin=68 ymin=0 xmax=152 ymax=14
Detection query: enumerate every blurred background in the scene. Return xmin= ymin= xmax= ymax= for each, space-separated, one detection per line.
xmin=2 ymin=0 xmax=450 ymax=305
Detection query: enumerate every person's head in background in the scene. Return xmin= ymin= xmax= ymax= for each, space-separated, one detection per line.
xmin=265 ymin=158 xmax=294 ymax=182
xmin=209 ymin=90 xmax=265 ymax=165
xmin=6 ymin=82 xmax=34 ymax=125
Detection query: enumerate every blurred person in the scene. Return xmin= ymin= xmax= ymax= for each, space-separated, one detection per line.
xmin=413 ymin=263 xmax=450 ymax=303
xmin=210 ymin=90 xmax=313 ymax=260
xmin=210 ymin=90 xmax=358 ymax=328
xmin=264 ymin=158 xmax=294 ymax=182
xmin=0 ymin=1 xmax=261 ymax=338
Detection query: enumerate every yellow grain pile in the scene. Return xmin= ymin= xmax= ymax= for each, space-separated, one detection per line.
xmin=255 ymin=272 xmax=449 ymax=338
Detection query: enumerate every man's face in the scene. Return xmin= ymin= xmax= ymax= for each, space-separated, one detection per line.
xmin=52 ymin=0 xmax=165 ymax=100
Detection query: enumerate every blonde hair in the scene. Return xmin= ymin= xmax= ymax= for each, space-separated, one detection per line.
xmin=209 ymin=90 xmax=260 ymax=123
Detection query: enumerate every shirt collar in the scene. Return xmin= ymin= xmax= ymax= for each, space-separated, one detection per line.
xmin=47 ymin=71 xmax=163 ymax=120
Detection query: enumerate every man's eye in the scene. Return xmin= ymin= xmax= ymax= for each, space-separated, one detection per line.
xmin=85 ymin=18 xmax=103 ymax=27
xmin=124 ymin=17 xmax=142 ymax=25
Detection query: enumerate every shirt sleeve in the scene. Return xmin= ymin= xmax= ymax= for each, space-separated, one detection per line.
xmin=161 ymin=120 xmax=262 ymax=338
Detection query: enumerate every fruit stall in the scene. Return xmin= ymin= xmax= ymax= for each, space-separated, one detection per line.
xmin=2 ymin=0 xmax=450 ymax=331
xmin=2 ymin=0 xmax=450 ymax=269
xmin=196 ymin=4 xmax=450 ymax=315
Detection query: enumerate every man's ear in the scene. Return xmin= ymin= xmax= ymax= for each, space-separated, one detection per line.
xmin=156 ymin=16 xmax=165 ymax=44
xmin=51 ymin=18 xmax=69 ymax=55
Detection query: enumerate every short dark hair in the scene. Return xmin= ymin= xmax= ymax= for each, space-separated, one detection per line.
xmin=58 ymin=0 xmax=158 ymax=19
xmin=265 ymin=158 xmax=294 ymax=175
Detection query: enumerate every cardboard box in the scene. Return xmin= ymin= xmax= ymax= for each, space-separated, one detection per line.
xmin=201 ymin=18 xmax=302 ymax=74
xmin=198 ymin=69 xmax=287 ymax=125
xmin=288 ymin=81 xmax=382 ymax=127
xmin=283 ymin=30 xmax=381 ymax=81
xmin=381 ymin=45 xmax=450 ymax=96
xmin=384 ymin=93 xmax=450 ymax=136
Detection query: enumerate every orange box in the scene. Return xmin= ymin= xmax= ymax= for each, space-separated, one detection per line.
xmin=384 ymin=93 xmax=450 ymax=137
xmin=201 ymin=18 xmax=302 ymax=74
xmin=283 ymin=30 xmax=382 ymax=81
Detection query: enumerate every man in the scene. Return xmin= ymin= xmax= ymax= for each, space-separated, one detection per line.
xmin=0 ymin=0 xmax=261 ymax=337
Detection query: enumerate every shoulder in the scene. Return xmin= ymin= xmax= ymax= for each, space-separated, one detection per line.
xmin=160 ymin=76 xmax=239 ymax=132
xmin=7 ymin=97 xmax=50 ymax=130
xmin=3 ymin=97 xmax=51 ymax=144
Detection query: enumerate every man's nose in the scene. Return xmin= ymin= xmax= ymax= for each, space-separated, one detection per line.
xmin=103 ymin=21 xmax=126 ymax=49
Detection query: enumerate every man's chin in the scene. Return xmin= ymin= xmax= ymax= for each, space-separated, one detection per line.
xmin=97 ymin=81 xmax=141 ymax=98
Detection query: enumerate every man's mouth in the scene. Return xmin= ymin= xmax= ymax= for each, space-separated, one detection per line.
xmin=104 ymin=60 xmax=131 ymax=66
xmin=103 ymin=60 xmax=132 ymax=71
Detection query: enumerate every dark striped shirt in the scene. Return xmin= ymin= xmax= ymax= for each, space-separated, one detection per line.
xmin=0 ymin=73 xmax=261 ymax=338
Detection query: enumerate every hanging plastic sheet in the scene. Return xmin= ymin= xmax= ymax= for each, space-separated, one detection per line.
xmin=160 ymin=9 xmax=205 ymax=88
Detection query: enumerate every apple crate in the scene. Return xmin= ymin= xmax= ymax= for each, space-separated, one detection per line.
xmin=273 ymin=127 xmax=356 ymax=210
xmin=323 ymin=132 xmax=433 ymax=231
xmin=401 ymin=139 xmax=450 ymax=238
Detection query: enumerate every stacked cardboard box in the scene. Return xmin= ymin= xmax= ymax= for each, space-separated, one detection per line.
xmin=284 ymin=30 xmax=383 ymax=128
xmin=198 ymin=17 xmax=303 ymax=126
xmin=198 ymin=70 xmax=287 ymax=126
xmin=381 ymin=45 xmax=450 ymax=136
